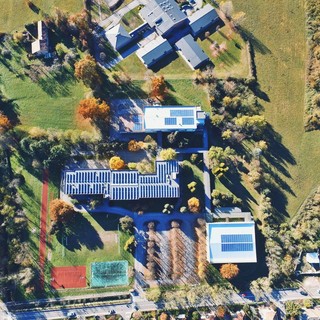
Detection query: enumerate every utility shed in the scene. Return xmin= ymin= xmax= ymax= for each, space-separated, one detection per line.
xmin=136 ymin=36 xmax=173 ymax=67
xmin=188 ymin=4 xmax=220 ymax=37
xmin=175 ymin=34 xmax=209 ymax=69
xmin=207 ymin=221 xmax=257 ymax=264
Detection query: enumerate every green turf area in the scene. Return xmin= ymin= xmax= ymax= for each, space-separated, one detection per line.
xmin=232 ymin=0 xmax=320 ymax=216
xmin=50 ymin=211 xmax=134 ymax=282
xmin=10 ymin=154 xmax=43 ymax=262
xmin=0 ymin=40 xmax=90 ymax=131
xmin=0 ymin=0 xmax=84 ymax=33
xmin=121 ymin=6 xmax=144 ymax=32
xmin=197 ymin=26 xmax=249 ymax=78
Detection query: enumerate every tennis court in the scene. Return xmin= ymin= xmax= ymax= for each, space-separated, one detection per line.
xmin=51 ymin=266 xmax=87 ymax=289
xmin=91 ymin=261 xmax=128 ymax=288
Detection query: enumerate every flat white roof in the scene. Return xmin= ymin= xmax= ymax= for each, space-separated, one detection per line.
xmin=207 ymin=221 xmax=257 ymax=264
xmin=306 ymin=252 xmax=320 ymax=264
xmin=144 ymin=105 xmax=200 ymax=131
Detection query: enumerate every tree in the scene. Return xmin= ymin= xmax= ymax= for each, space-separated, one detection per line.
xmin=159 ymin=312 xmax=169 ymax=320
xmin=220 ymin=263 xmax=239 ymax=279
xmin=285 ymin=301 xmax=302 ymax=319
xmin=216 ymin=305 xmax=227 ymax=319
xmin=208 ymin=146 xmax=236 ymax=172
xmin=235 ymin=115 xmax=267 ymax=135
xmin=150 ymin=75 xmax=167 ymax=100
xmin=146 ymin=288 xmax=162 ymax=302
xmin=0 ymin=114 xmax=12 ymax=132
xmin=109 ymin=156 xmax=125 ymax=170
xmin=49 ymin=199 xmax=75 ymax=223
xmin=77 ymin=98 xmax=110 ymax=122
xmin=188 ymin=197 xmax=200 ymax=213
xmin=119 ymin=215 xmax=134 ymax=232
xmin=44 ymin=144 xmax=69 ymax=168
xmin=159 ymin=148 xmax=176 ymax=160
xmin=74 ymin=55 xmax=101 ymax=88
xmin=128 ymin=140 xmax=143 ymax=152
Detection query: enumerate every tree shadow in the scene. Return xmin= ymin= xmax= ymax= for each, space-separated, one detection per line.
xmin=37 ymin=66 xmax=75 ymax=97
xmin=219 ymin=170 xmax=257 ymax=211
xmin=248 ymin=80 xmax=270 ymax=102
xmin=0 ymin=96 xmax=21 ymax=126
xmin=89 ymin=212 xmax=121 ymax=231
xmin=238 ymin=26 xmax=271 ymax=55
xmin=56 ymin=213 xmax=103 ymax=252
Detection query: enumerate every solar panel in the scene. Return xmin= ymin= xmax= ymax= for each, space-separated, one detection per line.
xmin=221 ymin=234 xmax=252 ymax=243
xmin=170 ymin=109 xmax=194 ymax=117
xmin=182 ymin=117 xmax=195 ymax=125
xmin=221 ymin=243 xmax=254 ymax=252
xmin=165 ymin=117 xmax=177 ymax=125
xmin=221 ymin=234 xmax=253 ymax=252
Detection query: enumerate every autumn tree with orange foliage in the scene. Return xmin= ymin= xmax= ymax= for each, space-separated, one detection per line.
xmin=128 ymin=140 xmax=143 ymax=152
xmin=159 ymin=313 xmax=169 ymax=320
xmin=109 ymin=156 xmax=125 ymax=170
xmin=188 ymin=197 xmax=201 ymax=213
xmin=0 ymin=114 xmax=12 ymax=132
xmin=74 ymin=55 xmax=101 ymax=88
xmin=150 ymin=75 xmax=167 ymax=101
xmin=49 ymin=199 xmax=75 ymax=224
xmin=220 ymin=263 xmax=239 ymax=279
xmin=216 ymin=305 xmax=227 ymax=319
xmin=78 ymin=98 xmax=110 ymax=122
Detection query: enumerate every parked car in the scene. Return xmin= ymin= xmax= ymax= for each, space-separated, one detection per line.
xmin=299 ymin=290 xmax=308 ymax=296
xmin=67 ymin=311 xmax=78 ymax=319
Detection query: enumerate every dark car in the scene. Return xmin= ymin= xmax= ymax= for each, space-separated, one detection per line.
xmin=300 ymin=290 xmax=308 ymax=296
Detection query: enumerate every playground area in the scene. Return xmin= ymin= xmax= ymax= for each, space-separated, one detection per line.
xmin=49 ymin=212 xmax=134 ymax=290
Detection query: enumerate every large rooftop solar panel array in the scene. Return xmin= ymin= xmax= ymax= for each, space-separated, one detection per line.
xmin=220 ymin=234 xmax=254 ymax=252
xmin=62 ymin=161 xmax=180 ymax=200
xmin=182 ymin=117 xmax=195 ymax=125
xmin=170 ymin=109 xmax=194 ymax=117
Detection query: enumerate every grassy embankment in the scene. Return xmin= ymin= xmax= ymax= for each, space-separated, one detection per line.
xmin=231 ymin=0 xmax=320 ymax=217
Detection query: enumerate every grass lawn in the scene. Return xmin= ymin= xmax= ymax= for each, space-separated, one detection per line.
xmin=10 ymin=153 xmax=43 ymax=263
xmin=0 ymin=39 xmax=92 ymax=131
xmin=197 ymin=25 xmax=249 ymax=78
xmin=232 ymin=0 xmax=320 ymax=217
xmin=50 ymin=211 xmax=134 ymax=282
xmin=0 ymin=0 xmax=84 ymax=33
xmin=121 ymin=6 xmax=144 ymax=32
xmin=116 ymin=52 xmax=194 ymax=80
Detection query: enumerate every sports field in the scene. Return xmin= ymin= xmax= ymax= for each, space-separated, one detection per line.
xmin=51 ymin=266 xmax=87 ymax=289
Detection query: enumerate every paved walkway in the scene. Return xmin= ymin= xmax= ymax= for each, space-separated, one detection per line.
xmin=100 ymin=0 xmax=149 ymax=29
xmin=39 ymin=169 xmax=49 ymax=290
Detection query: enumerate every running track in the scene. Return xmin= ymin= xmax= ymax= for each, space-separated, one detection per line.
xmin=39 ymin=169 xmax=49 ymax=290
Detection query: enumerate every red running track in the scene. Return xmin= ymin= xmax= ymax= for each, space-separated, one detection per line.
xmin=39 ymin=169 xmax=49 ymax=290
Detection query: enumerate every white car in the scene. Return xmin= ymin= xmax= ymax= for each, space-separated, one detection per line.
xmin=67 ymin=311 xmax=78 ymax=319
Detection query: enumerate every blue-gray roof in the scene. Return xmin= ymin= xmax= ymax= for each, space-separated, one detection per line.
xmin=62 ymin=161 xmax=180 ymax=200
xmin=188 ymin=4 xmax=219 ymax=37
xmin=136 ymin=36 xmax=173 ymax=67
xmin=140 ymin=0 xmax=188 ymax=36
xmin=175 ymin=34 xmax=209 ymax=69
